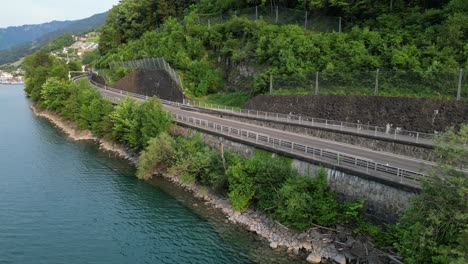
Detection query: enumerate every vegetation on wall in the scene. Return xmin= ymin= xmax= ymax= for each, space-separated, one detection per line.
xmin=91 ymin=0 xmax=467 ymax=100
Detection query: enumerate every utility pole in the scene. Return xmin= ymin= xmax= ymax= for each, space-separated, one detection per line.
xmin=457 ymin=68 xmax=463 ymax=101
xmin=374 ymin=69 xmax=380 ymax=96
xmin=315 ymin=72 xmax=319 ymax=95
xmin=270 ymin=75 xmax=273 ymax=95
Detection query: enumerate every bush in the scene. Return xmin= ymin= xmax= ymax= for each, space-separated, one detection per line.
xmin=247 ymin=151 xmax=295 ymax=211
xmin=136 ymin=133 xmax=176 ymax=180
xmin=276 ymin=168 xmax=338 ymax=229
xmin=227 ymin=161 xmax=255 ymax=212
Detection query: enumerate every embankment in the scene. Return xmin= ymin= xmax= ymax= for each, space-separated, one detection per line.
xmin=92 ymin=70 xmax=184 ymax=103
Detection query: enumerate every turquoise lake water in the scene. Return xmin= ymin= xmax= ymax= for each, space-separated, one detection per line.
xmin=0 ymin=84 xmax=304 ymax=264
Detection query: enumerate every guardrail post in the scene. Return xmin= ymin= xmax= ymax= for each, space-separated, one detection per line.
xmin=416 ymin=132 xmax=419 ymax=143
xmin=374 ymin=126 xmax=377 ymax=136
xmin=337 ymin=153 xmax=340 ymax=165
xmin=394 ymin=129 xmax=397 ymax=139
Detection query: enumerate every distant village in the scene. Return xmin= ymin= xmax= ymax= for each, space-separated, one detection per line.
xmin=0 ymin=33 xmax=100 ymax=84
xmin=0 ymin=70 xmax=24 ymax=84
xmin=51 ymin=33 xmax=100 ymax=64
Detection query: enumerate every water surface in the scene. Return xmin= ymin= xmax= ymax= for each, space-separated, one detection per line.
xmin=0 ymin=85 xmax=303 ymax=264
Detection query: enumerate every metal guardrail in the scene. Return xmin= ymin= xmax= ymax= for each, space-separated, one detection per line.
xmin=183 ymin=99 xmax=435 ymax=145
xmin=87 ymin=79 xmax=426 ymax=188
xmin=171 ymin=113 xmax=425 ymax=188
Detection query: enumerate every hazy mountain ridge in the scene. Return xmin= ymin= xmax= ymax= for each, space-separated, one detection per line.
xmin=0 ymin=20 xmax=74 ymax=50
xmin=0 ymin=12 xmax=108 ymax=66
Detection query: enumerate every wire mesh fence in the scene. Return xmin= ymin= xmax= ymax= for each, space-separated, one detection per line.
xmin=269 ymin=69 xmax=467 ymax=100
xmin=108 ymin=57 xmax=183 ymax=90
xmin=197 ymin=6 xmax=341 ymax=33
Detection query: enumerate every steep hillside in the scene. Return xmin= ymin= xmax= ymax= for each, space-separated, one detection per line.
xmin=95 ymin=0 xmax=467 ymax=100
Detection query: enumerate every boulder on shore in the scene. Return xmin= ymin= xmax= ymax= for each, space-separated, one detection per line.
xmin=306 ymin=253 xmax=321 ymax=263
xmin=269 ymin=242 xmax=278 ymax=249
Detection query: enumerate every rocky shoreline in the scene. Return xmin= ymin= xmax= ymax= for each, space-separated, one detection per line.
xmin=31 ymin=104 xmax=138 ymax=164
xmin=31 ymin=103 xmax=394 ymax=264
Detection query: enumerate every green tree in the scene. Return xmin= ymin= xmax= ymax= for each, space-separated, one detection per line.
xmin=395 ymin=125 xmax=468 ymax=264
xmin=40 ymin=77 xmax=70 ymax=112
xmin=276 ymin=168 xmax=338 ymax=229
xmin=137 ymin=133 xmax=176 ymax=180
xmin=109 ymin=97 xmax=141 ymax=149
xmin=227 ymin=160 xmax=255 ymax=211
xmin=138 ymin=97 xmax=172 ymax=149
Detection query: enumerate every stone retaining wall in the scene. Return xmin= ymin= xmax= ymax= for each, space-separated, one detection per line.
xmin=245 ymin=94 xmax=468 ymax=133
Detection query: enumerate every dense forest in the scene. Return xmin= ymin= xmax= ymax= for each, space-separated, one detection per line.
xmin=93 ymin=0 xmax=467 ymax=100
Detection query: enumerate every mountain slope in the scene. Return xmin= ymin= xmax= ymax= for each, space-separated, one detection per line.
xmin=0 ymin=20 xmax=73 ymax=50
xmin=0 ymin=12 xmax=108 ymax=66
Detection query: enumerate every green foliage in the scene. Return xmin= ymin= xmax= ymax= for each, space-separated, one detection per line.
xmin=136 ymin=133 xmax=176 ymax=180
xmin=198 ymin=91 xmax=251 ymax=108
xmin=109 ymin=97 xmax=141 ymax=149
xmin=96 ymin=0 xmax=466 ymax=100
xmin=393 ymin=124 xmax=468 ymax=264
xmin=41 ymin=33 xmax=75 ymax=53
xmin=82 ymin=50 xmax=101 ymax=65
xmin=24 ymin=50 xmax=68 ymax=101
xmin=434 ymin=125 xmax=468 ymax=169
xmin=276 ymin=168 xmax=338 ymax=229
xmin=168 ymin=135 xmax=227 ymax=192
xmin=226 ymin=161 xmax=255 ymax=211
xmin=138 ymin=97 xmax=173 ymax=149
xmin=40 ymin=78 xmax=71 ymax=112
xmin=247 ymin=151 xmax=295 ymax=211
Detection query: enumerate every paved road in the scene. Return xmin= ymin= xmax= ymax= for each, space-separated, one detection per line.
xmin=96 ymin=86 xmax=435 ymax=175
xmin=184 ymin=100 xmax=434 ymax=146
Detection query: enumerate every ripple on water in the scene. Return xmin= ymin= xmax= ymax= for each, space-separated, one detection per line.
xmin=0 ymin=86 xmax=304 ymax=264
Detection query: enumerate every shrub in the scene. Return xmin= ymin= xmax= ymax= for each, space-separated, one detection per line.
xmin=276 ymin=168 xmax=338 ymax=229
xmin=227 ymin=161 xmax=255 ymax=212
xmin=136 ymin=133 xmax=175 ymax=180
